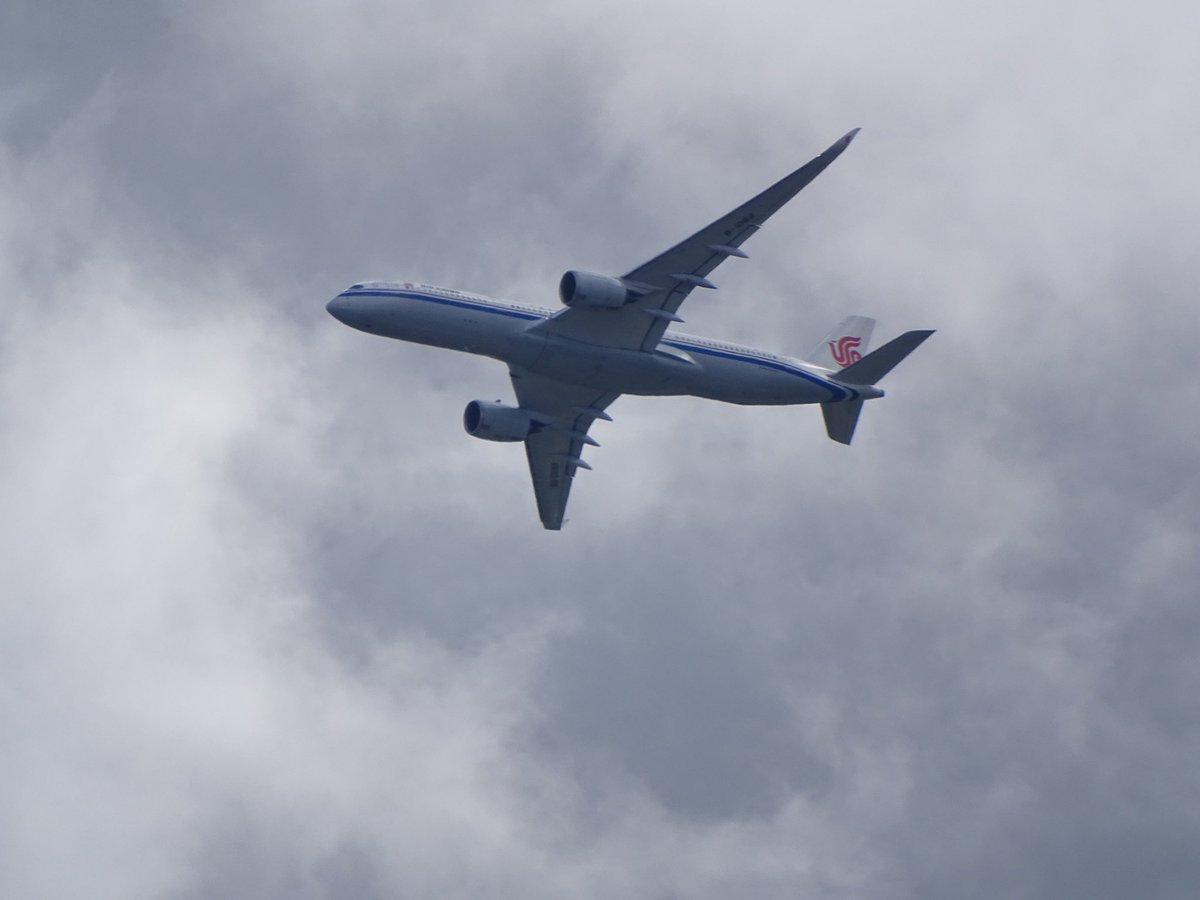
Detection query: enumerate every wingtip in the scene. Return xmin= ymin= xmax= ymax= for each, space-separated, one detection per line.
xmin=824 ymin=128 xmax=861 ymax=157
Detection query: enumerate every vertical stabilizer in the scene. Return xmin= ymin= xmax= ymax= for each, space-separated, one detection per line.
xmin=805 ymin=316 xmax=876 ymax=369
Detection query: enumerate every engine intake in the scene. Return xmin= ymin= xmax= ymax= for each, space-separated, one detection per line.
xmin=559 ymin=270 xmax=629 ymax=309
xmin=463 ymin=400 xmax=534 ymax=442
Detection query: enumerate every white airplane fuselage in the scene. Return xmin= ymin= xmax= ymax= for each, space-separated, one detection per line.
xmin=327 ymin=281 xmax=876 ymax=405
xmin=325 ymin=131 xmax=934 ymax=530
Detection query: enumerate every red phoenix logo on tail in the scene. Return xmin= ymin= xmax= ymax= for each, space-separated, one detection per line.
xmin=829 ymin=335 xmax=862 ymax=366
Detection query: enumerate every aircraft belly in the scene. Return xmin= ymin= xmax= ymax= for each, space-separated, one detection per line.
xmin=342 ymin=296 xmax=830 ymax=403
xmin=518 ymin=338 xmax=835 ymax=404
xmin=523 ymin=340 xmax=693 ymax=395
xmin=684 ymin=355 xmax=833 ymax=405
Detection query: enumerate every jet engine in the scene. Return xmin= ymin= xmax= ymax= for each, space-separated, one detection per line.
xmin=559 ymin=270 xmax=629 ymax=309
xmin=463 ymin=400 xmax=534 ymax=442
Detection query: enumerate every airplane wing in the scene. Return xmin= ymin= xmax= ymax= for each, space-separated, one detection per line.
xmin=534 ymin=129 xmax=860 ymax=351
xmin=510 ymin=367 xmax=619 ymax=530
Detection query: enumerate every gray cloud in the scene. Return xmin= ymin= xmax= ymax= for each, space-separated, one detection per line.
xmin=2 ymin=1 xmax=1199 ymax=897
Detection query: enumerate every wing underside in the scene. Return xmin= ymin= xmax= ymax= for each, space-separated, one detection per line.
xmin=510 ymin=130 xmax=859 ymax=528
xmin=510 ymin=367 xmax=618 ymax=530
xmin=532 ymin=129 xmax=860 ymax=351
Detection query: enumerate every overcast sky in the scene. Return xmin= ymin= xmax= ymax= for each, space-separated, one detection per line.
xmin=3 ymin=1 xmax=1199 ymax=897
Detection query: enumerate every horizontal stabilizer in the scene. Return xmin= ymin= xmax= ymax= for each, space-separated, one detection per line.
xmin=834 ymin=330 xmax=934 ymax=385
xmin=821 ymin=399 xmax=863 ymax=445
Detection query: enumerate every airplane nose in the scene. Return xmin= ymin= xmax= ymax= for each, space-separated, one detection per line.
xmin=326 ymin=294 xmax=349 ymax=323
xmin=327 ymin=291 xmax=375 ymax=333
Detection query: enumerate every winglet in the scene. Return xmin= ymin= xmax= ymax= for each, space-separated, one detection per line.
xmin=822 ymin=128 xmax=860 ymax=160
xmin=791 ymin=127 xmax=862 ymax=185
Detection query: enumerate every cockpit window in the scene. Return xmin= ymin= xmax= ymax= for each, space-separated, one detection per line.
xmin=349 ymin=283 xmax=365 ymax=290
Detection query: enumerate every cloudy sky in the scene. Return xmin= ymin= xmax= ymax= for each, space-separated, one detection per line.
xmin=3 ymin=1 xmax=1199 ymax=897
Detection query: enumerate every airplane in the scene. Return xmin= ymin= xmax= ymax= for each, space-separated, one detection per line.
xmin=327 ymin=129 xmax=933 ymax=530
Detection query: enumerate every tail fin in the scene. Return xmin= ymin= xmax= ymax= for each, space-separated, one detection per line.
xmin=804 ymin=316 xmax=876 ymax=369
xmin=820 ymin=329 xmax=935 ymax=445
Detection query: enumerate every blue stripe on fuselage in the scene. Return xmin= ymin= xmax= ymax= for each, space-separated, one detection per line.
xmin=344 ymin=288 xmax=544 ymax=321
xmin=662 ymin=339 xmax=853 ymax=401
xmin=342 ymin=288 xmax=853 ymax=400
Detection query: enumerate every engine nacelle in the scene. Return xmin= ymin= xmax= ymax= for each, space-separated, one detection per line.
xmin=559 ymin=270 xmax=629 ymax=309
xmin=463 ymin=400 xmax=534 ymax=442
